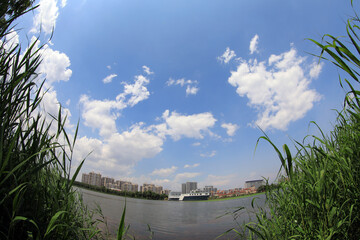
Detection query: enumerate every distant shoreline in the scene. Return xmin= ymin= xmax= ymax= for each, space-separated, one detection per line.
xmin=201 ymin=192 xmax=265 ymax=202
xmin=76 ymin=184 xmax=265 ymax=202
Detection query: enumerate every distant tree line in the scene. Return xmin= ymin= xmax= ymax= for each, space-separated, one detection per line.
xmin=73 ymin=181 xmax=168 ymax=200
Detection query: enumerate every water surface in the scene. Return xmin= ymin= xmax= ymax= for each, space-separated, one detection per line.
xmin=78 ymin=188 xmax=265 ymax=239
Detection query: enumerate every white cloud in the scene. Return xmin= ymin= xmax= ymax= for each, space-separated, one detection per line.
xmin=117 ymin=75 xmax=150 ymax=107
xmin=166 ymin=78 xmax=199 ymax=96
xmin=184 ymin=163 xmax=200 ymax=168
xmin=192 ymin=142 xmax=201 ymax=147
xmin=174 ymin=172 xmax=201 ymax=182
xmin=221 ymin=123 xmax=238 ymax=136
xmin=151 ymin=166 xmax=178 ymax=177
xmin=309 ymin=62 xmax=324 ymax=79
xmin=218 ymin=47 xmax=236 ymax=64
xmin=158 ymin=110 xmax=217 ymax=141
xmin=103 ymin=74 xmax=117 ymax=84
xmin=142 ymin=65 xmax=154 ymax=75
xmin=228 ymin=46 xmax=321 ymax=130
xmin=40 ymin=45 xmax=72 ymax=85
xmin=203 ymin=174 xmax=236 ymax=188
xmin=30 ymin=0 xmax=59 ymax=35
xmin=74 ymin=124 xmax=164 ymax=176
xmin=186 ymin=85 xmax=199 ymax=95
xmin=80 ymin=95 xmax=126 ymax=138
xmin=60 ymin=0 xmax=67 ymax=8
xmin=107 ymin=65 xmax=111 ymax=70
xmin=249 ymin=34 xmax=259 ymax=54
xmin=3 ymin=30 xmax=19 ymax=51
xmin=80 ymin=73 xmax=150 ymax=137
xmin=23 ymin=37 xmax=72 ymax=86
xmin=200 ymin=150 xmax=216 ymax=158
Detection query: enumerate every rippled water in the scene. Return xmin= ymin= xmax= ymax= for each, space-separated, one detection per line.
xmin=78 ymin=188 xmax=265 ymax=239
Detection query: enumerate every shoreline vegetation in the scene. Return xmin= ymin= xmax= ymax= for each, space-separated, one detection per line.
xmin=2 ymin=1 xmax=360 ymax=239
xmin=74 ymin=181 xmax=265 ymax=202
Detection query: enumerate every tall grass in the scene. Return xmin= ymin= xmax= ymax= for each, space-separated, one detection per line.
xmin=0 ymin=2 xmax=107 ymax=239
xmin=235 ymin=2 xmax=360 ymax=239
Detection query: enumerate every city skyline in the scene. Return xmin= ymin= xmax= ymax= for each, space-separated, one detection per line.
xmin=14 ymin=0 xmax=352 ymax=191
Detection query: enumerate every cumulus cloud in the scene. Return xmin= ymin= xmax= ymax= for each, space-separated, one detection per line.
xmin=142 ymin=65 xmax=154 ymax=75
xmin=309 ymin=62 xmax=324 ymax=79
xmin=228 ymin=46 xmax=322 ymax=130
xmin=74 ymin=125 xmax=164 ymax=176
xmin=30 ymin=0 xmax=59 ymax=35
xmin=218 ymin=47 xmax=236 ymax=64
xmin=249 ymin=34 xmax=259 ymax=54
xmin=80 ymin=73 xmax=151 ymax=137
xmin=79 ymin=95 xmax=126 ymax=138
xmin=221 ymin=123 xmax=238 ymax=136
xmin=103 ymin=74 xmax=117 ymax=84
xmin=151 ymin=166 xmax=178 ymax=177
xmin=117 ymin=75 xmax=150 ymax=107
xmin=166 ymin=78 xmax=199 ymax=96
xmin=40 ymin=45 xmax=72 ymax=85
xmin=184 ymin=163 xmax=200 ymax=168
xmin=157 ymin=110 xmax=217 ymax=141
xmin=192 ymin=142 xmax=201 ymax=147
xmin=26 ymin=36 xmax=72 ymax=86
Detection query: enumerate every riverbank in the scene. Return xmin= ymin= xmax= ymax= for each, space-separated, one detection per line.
xmin=196 ymin=192 xmax=265 ymax=202
xmin=73 ymin=181 xmax=167 ymax=200
xmin=76 ymin=182 xmax=265 ymax=202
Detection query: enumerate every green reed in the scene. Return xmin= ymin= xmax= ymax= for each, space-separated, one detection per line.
xmin=231 ymin=2 xmax=360 ymax=239
xmin=0 ymin=2 xmax=114 ymax=239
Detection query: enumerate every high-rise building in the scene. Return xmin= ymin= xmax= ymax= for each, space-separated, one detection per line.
xmin=182 ymin=182 xmax=197 ymax=193
xmin=182 ymin=183 xmax=186 ymax=194
xmin=141 ymin=183 xmax=163 ymax=194
xmin=89 ymin=172 xmax=102 ymax=187
xmin=101 ymin=177 xmax=114 ymax=187
xmin=186 ymin=182 xmax=197 ymax=193
xmin=204 ymin=186 xmax=217 ymax=196
xmin=81 ymin=173 xmax=90 ymax=184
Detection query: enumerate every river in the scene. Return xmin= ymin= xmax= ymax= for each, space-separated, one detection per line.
xmin=78 ymin=188 xmax=266 ymax=239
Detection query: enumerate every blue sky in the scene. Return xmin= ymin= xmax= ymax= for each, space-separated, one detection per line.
xmin=13 ymin=0 xmax=354 ymax=191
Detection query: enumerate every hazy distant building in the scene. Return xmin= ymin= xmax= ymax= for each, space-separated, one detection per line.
xmin=141 ymin=183 xmax=163 ymax=194
xmin=101 ymin=177 xmax=114 ymax=187
xmin=182 ymin=182 xmax=197 ymax=194
xmin=182 ymin=183 xmax=186 ymax=194
xmin=116 ymin=180 xmax=127 ymax=189
xmin=204 ymin=186 xmax=217 ymax=196
xmin=81 ymin=173 xmax=90 ymax=184
xmin=121 ymin=182 xmax=138 ymax=192
xmin=245 ymin=180 xmax=265 ymax=189
xmin=89 ymin=172 xmax=102 ymax=187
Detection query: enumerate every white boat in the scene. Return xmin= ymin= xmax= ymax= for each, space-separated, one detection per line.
xmin=168 ymin=191 xmax=181 ymax=201
xmin=178 ymin=189 xmax=210 ymax=201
